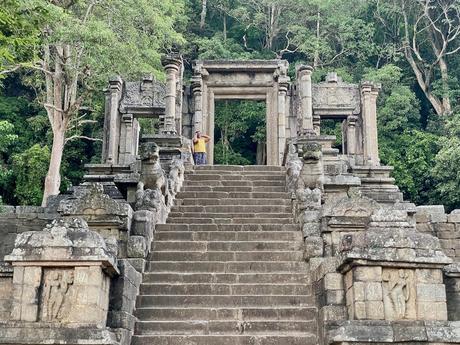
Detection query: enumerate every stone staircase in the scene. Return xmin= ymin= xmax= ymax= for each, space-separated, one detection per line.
xmin=132 ymin=165 xmax=317 ymax=345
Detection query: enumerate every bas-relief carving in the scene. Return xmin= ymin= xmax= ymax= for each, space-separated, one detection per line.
xmin=312 ymin=84 xmax=360 ymax=113
xmin=382 ymin=269 xmax=417 ymax=320
xmin=120 ymin=80 xmax=166 ymax=112
xmin=40 ymin=269 xmax=74 ymax=322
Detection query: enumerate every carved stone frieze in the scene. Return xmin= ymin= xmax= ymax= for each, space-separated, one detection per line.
xmin=119 ymin=77 xmax=166 ymax=113
xmin=312 ymin=76 xmax=361 ymax=114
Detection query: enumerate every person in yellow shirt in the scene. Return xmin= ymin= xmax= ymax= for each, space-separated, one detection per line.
xmin=193 ymin=130 xmax=211 ymax=165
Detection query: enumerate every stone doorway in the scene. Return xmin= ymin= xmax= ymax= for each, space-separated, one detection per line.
xmin=191 ymin=60 xmax=290 ymax=165
xmin=213 ymin=100 xmax=267 ymax=166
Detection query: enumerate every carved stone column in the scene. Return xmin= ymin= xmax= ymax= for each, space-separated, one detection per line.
xmin=118 ymin=114 xmax=136 ymax=164
xmin=278 ymin=79 xmax=289 ymax=165
xmin=361 ymin=82 xmax=381 ymax=166
xmin=346 ymin=115 xmax=358 ymax=156
xmin=104 ymin=76 xmax=123 ymax=164
xmin=161 ymin=55 xmax=182 ymax=135
xmin=191 ymin=76 xmax=203 ymax=134
xmin=296 ymin=65 xmax=314 ymax=135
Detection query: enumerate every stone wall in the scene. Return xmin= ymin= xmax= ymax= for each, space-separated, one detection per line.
xmin=415 ymin=206 xmax=460 ymax=262
xmin=0 ymin=206 xmax=58 ymax=262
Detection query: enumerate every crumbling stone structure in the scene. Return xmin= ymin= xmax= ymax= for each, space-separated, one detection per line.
xmin=0 ymin=57 xmax=459 ymax=345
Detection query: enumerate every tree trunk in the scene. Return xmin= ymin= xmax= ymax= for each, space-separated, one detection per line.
xmin=314 ymin=10 xmax=320 ymax=68
xmin=42 ymin=129 xmax=65 ymax=206
xmin=256 ymin=142 xmax=266 ymax=165
xmin=200 ymin=0 xmax=207 ymax=30
xmin=438 ymin=56 xmax=452 ymax=115
xmin=223 ymin=14 xmax=227 ymax=41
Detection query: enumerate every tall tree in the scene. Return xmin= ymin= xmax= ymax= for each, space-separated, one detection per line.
xmin=375 ymin=0 xmax=460 ymax=116
xmin=4 ymin=0 xmax=185 ymax=206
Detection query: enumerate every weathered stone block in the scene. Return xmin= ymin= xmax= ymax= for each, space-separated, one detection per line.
xmin=366 ymin=301 xmax=384 ymax=319
xmin=365 ymin=282 xmax=383 ymax=301
xmin=354 ymin=301 xmax=366 ymax=319
xmin=324 ymin=273 xmax=343 ymax=290
xmin=417 ymin=302 xmax=448 ymax=320
xmin=326 ymin=290 xmax=345 ymax=305
xmin=416 ymin=268 xmax=443 ymax=284
xmin=447 ymin=209 xmax=460 ymax=222
xmin=304 ymin=236 xmax=323 ymax=259
xmin=319 ymin=305 xmax=347 ymax=321
xmin=416 ymin=283 xmax=446 ymax=302
xmin=127 ymin=236 xmax=147 ymax=258
xmin=353 ymin=266 xmax=382 ymax=282
xmin=352 ymin=282 xmax=365 ymax=302
xmin=392 ymin=321 xmax=428 ymax=342
xmin=302 ymin=222 xmax=320 ymax=237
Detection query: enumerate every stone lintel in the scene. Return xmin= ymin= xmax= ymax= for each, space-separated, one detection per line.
xmin=196 ymin=59 xmax=287 ymax=72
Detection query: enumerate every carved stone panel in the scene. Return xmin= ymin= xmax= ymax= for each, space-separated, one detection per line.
xmin=382 ymin=268 xmax=417 ymax=320
xmin=312 ymin=83 xmax=360 ymax=113
xmin=39 ymin=269 xmax=74 ymax=322
xmin=120 ymin=79 xmax=166 ymax=113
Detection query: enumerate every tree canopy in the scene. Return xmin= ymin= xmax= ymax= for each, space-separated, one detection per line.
xmin=1 ymin=0 xmax=460 ymax=210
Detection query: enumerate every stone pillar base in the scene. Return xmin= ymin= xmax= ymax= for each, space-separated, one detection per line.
xmin=0 ymin=323 xmax=119 ymax=345
xmin=326 ymin=320 xmax=460 ymax=344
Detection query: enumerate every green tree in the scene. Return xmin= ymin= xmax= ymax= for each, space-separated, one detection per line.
xmin=12 ymin=144 xmax=50 ymax=205
xmin=5 ymin=0 xmax=185 ymax=205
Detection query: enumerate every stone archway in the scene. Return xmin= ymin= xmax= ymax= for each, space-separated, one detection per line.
xmin=191 ymin=60 xmax=290 ymax=165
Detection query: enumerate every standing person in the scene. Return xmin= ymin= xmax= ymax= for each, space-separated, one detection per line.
xmin=193 ymin=130 xmax=210 ymax=165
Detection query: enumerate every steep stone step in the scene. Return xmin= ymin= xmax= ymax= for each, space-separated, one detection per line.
xmin=186 ymin=174 xmax=285 ymax=181
xmin=149 ymin=251 xmax=304 ymax=262
xmin=136 ymin=294 xmax=314 ymax=308
xmin=132 ymin=334 xmax=316 ymax=345
xmin=176 ymin=191 xmax=291 ymax=199
xmin=185 ymin=180 xmax=285 ymax=187
xmin=152 ymin=241 xmax=302 ymax=252
xmin=139 ymin=283 xmax=310 ymax=296
xmin=172 ymin=205 xmax=291 ymax=213
xmin=178 ymin=198 xmax=291 ymax=206
xmin=155 ymin=224 xmax=299 ymax=232
xmin=135 ymin=320 xmax=316 ymax=335
xmin=146 ymin=261 xmax=309 ymax=273
xmin=168 ymin=212 xmax=292 ymax=219
xmin=154 ymin=231 xmax=302 ymax=242
xmin=187 ymin=170 xmax=287 ymax=176
xmin=181 ymin=186 xmax=286 ymax=193
xmin=135 ymin=306 xmax=316 ymax=321
xmin=166 ymin=217 xmax=294 ymax=224
xmin=141 ymin=273 xmax=310 ymax=284
xmin=193 ymin=165 xmax=285 ymax=172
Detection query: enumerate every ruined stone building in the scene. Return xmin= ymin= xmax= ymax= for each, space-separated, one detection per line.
xmin=0 ymin=56 xmax=459 ymax=345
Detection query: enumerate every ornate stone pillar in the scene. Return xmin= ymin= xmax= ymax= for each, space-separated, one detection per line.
xmin=118 ymin=114 xmax=135 ymax=164
xmin=191 ymin=76 xmax=203 ymax=134
xmin=161 ymin=55 xmax=182 ymax=135
xmin=278 ymin=79 xmax=289 ymax=165
xmin=296 ymin=65 xmax=314 ymax=135
xmin=361 ymin=82 xmax=380 ymax=166
xmin=346 ymin=115 xmax=358 ymax=156
xmin=105 ymin=76 xmax=123 ymax=164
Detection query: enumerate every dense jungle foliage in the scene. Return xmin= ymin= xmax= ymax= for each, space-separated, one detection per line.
xmin=1 ymin=0 xmax=460 ymax=211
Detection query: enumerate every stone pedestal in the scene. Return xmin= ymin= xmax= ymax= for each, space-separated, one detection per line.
xmin=338 ymin=227 xmax=452 ymax=322
xmin=0 ymin=218 xmax=119 ymax=345
xmin=444 ymin=263 xmax=460 ymax=321
xmin=4 ymin=218 xmax=118 ymax=325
